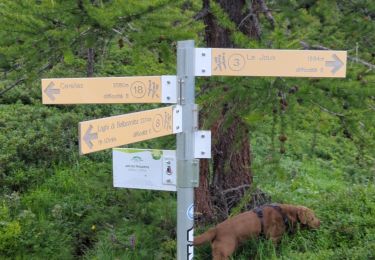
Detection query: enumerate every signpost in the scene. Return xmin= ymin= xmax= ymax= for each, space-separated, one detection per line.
xmin=42 ymin=40 xmax=347 ymax=260
xmin=79 ymin=106 xmax=181 ymax=155
xmin=195 ymin=48 xmax=347 ymax=77
xmin=42 ymin=75 xmax=177 ymax=104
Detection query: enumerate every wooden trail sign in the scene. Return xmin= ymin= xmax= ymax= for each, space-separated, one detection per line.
xmin=42 ymin=75 xmax=177 ymax=104
xmin=79 ymin=106 xmax=182 ymax=155
xmin=195 ymin=48 xmax=347 ymax=78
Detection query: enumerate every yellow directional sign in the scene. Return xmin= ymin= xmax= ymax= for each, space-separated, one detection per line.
xmin=42 ymin=76 xmax=176 ymax=104
xmin=79 ymin=106 xmax=181 ymax=155
xmin=195 ymin=48 xmax=347 ymax=78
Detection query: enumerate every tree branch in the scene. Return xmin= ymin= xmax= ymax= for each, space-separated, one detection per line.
xmin=0 ymin=62 xmax=55 ymax=97
xmin=222 ymin=184 xmax=250 ymax=195
xmin=118 ymin=0 xmax=175 ymax=23
xmin=194 ymin=7 xmax=210 ymax=20
xmin=310 ymin=100 xmax=345 ymax=117
xmin=111 ymin=28 xmax=132 ymax=45
xmin=256 ymin=0 xmax=275 ymax=28
xmin=0 ymin=77 xmax=27 ymax=96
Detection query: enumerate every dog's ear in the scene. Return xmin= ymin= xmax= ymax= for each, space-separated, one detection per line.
xmin=285 ymin=208 xmax=298 ymax=223
xmin=296 ymin=206 xmax=321 ymax=229
xmin=297 ymin=207 xmax=309 ymax=225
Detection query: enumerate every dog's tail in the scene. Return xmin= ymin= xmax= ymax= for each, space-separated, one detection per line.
xmin=193 ymin=228 xmax=216 ymax=246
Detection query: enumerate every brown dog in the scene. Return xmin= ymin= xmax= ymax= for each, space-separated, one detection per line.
xmin=194 ymin=204 xmax=320 ymax=260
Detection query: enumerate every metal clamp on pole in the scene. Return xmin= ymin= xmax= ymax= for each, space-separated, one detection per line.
xmin=194 ymin=48 xmax=212 ymax=76
xmin=177 ymin=159 xmax=199 ymax=188
xmin=194 ymin=130 xmax=211 ymax=159
xmin=178 ymin=78 xmax=185 ymax=105
xmin=173 ymin=105 xmax=183 ymax=134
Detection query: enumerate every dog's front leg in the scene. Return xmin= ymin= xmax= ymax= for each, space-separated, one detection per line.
xmin=212 ymin=251 xmax=229 ymax=260
xmin=269 ymin=235 xmax=282 ymax=245
xmin=211 ymin=239 xmax=235 ymax=260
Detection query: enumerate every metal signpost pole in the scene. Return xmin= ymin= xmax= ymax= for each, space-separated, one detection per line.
xmin=176 ymin=40 xmax=196 ymax=259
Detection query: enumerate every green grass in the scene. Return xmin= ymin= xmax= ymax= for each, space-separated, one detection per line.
xmin=0 ymin=158 xmax=179 ymax=259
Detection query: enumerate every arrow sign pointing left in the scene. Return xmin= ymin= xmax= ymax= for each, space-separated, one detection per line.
xmin=83 ymin=125 xmax=98 ymax=149
xmin=325 ymin=54 xmax=344 ymax=74
xmin=78 ymin=106 xmax=182 ymax=155
xmin=41 ymin=76 xmax=177 ymax=104
xmin=43 ymin=81 xmax=60 ymax=101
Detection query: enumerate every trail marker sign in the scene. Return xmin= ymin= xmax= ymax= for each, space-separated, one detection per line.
xmin=79 ymin=106 xmax=182 ymax=155
xmin=195 ymin=48 xmax=347 ymax=78
xmin=42 ymin=75 xmax=177 ymax=104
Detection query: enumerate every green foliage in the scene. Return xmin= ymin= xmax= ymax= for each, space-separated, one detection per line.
xmin=0 ymin=202 xmax=21 ymax=255
xmin=0 ymin=104 xmax=84 ymax=192
xmin=0 ymin=0 xmax=202 ymax=101
xmin=0 ymin=161 xmax=178 ymax=258
xmin=0 ymin=0 xmax=374 ymax=259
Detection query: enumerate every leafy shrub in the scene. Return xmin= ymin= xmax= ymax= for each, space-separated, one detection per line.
xmin=0 ymin=203 xmax=22 ymax=255
xmin=0 ymin=104 xmax=83 ymax=192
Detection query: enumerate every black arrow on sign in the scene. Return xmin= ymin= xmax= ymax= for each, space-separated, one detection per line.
xmin=325 ymin=54 xmax=344 ymax=74
xmin=83 ymin=125 xmax=98 ymax=149
xmin=44 ymin=81 xmax=60 ymax=101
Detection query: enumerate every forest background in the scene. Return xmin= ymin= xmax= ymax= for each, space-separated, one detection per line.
xmin=0 ymin=0 xmax=374 ymax=259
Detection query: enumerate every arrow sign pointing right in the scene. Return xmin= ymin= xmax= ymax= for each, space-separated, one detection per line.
xmin=83 ymin=125 xmax=98 ymax=149
xmin=325 ymin=54 xmax=344 ymax=74
xmin=196 ymin=48 xmax=347 ymax=77
xmin=44 ymin=81 xmax=60 ymax=101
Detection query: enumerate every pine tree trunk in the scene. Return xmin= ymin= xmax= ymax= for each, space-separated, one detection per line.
xmin=195 ymin=0 xmax=273 ymax=222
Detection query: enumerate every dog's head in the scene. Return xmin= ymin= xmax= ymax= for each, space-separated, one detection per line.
xmin=297 ymin=206 xmax=320 ymax=229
